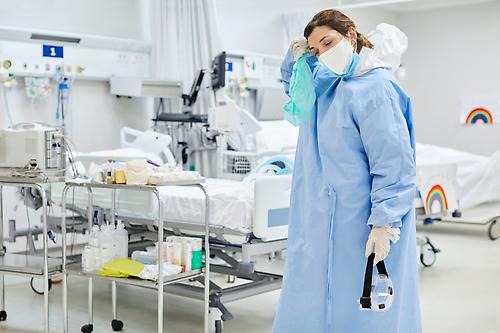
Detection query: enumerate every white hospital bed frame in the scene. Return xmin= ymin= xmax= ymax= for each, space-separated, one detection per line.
xmin=416 ymin=203 xmax=500 ymax=241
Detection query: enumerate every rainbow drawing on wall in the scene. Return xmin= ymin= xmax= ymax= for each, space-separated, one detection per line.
xmin=426 ymin=184 xmax=449 ymax=214
xmin=465 ymin=107 xmax=493 ymax=125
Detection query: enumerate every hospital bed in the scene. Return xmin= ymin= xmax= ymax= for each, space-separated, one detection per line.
xmin=415 ymin=143 xmax=500 ymax=240
xmin=49 ymin=142 xmax=292 ymax=329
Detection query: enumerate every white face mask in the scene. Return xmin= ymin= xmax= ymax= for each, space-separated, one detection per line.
xmin=318 ymin=37 xmax=355 ymax=75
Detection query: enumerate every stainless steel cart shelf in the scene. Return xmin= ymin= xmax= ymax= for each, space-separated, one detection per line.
xmin=67 ymin=263 xmax=203 ymax=288
xmin=0 ymin=253 xmax=62 ymax=276
xmin=61 ymin=179 xmax=210 ymax=333
xmin=0 ymin=176 xmax=65 ymax=333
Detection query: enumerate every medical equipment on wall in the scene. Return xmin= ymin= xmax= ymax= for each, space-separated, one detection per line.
xmin=0 ymin=123 xmax=65 ymax=177
xmin=24 ymin=76 xmax=51 ymax=98
xmin=0 ymin=26 xmax=151 ymax=80
xmin=1 ymin=64 xmax=16 ymax=126
xmin=110 ymin=77 xmax=183 ymax=98
xmin=212 ymin=51 xmax=226 ymax=92
xmin=359 ymin=253 xmax=394 ymax=312
xmin=55 ymin=77 xmax=70 ymax=126
xmin=224 ymin=52 xmax=288 ymax=121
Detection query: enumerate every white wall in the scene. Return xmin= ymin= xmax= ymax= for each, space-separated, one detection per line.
xmin=0 ymin=0 xmax=153 ymax=252
xmin=398 ymin=1 xmax=500 ymax=155
xmin=0 ymin=0 xmax=150 ymax=40
xmin=216 ymin=0 xmax=399 ymax=56
xmin=0 ymin=0 xmax=153 ymax=151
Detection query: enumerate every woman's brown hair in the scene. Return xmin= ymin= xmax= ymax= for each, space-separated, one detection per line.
xmin=304 ymin=9 xmax=373 ymax=53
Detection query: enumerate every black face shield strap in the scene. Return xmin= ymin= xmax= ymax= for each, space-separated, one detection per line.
xmin=360 ymin=253 xmax=389 ymax=309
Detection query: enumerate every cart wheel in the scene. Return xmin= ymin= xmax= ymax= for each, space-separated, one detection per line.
xmin=488 ymin=220 xmax=500 ymax=240
xmin=81 ymin=324 xmax=93 ymax=333
xmin=111 ymin=319 xmax=124 ymax=331
xmin=215 ymin=320 xmax=223 ymax=333
xmin=30 ymin=277 xmax=53 ymax=295
xmin=0 ymin=310 xmax=7 ymax=321
xmin=420 ymin=244 xmax=437 ymax=267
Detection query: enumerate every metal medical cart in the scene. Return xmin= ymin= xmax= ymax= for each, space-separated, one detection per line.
xmin=61 ymin=179 xmax=210 ymax=333
xmin=0 ymin=175 xmax=65 ymax=333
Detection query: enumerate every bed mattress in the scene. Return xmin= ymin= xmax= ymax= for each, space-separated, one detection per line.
xmin=416 ymin=143 xmax=500 ymax=209
xmin=74 ymin=178 xmax=256 ymax=235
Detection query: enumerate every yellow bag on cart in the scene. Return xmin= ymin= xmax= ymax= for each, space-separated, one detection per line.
xmin=98 ymin=258 xmax=144 ymax=278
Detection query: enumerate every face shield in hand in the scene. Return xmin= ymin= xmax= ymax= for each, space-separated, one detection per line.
xmin=359 ymin=253 xmax=394 ymax=312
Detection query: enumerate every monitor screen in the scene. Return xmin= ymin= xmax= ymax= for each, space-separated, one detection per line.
xmin=211 ymin=51 xmax=226 ymax=91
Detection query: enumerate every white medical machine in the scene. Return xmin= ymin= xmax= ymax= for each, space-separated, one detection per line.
xmin=0 ymin=123 xmax=65 ymax=176
xmin=120 ymin=127 xmax=175 ymax=164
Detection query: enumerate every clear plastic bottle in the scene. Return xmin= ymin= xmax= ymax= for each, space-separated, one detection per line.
xmin=183 ymin=243 xmax=192 ymax=272
xmin=82 ymin=226 xmax=100 ymax=272
xmin=98 ymin=224 xmax=115 ymax=268
xmin=89 ymin=225 xmax=100 ymax=247
xmin=115 ymin=221 xmax=129 ymax=258
xmin=81 ymin=245 xmax=93 ymax=272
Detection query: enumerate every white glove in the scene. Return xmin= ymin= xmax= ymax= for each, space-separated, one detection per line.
xmin=290 ymin=37 xmax=310 ymax=60
xmin=365 ymin=225 xmax=400 ymax=266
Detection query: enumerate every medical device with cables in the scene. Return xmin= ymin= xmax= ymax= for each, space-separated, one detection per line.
xmin=0 ymin=123 xmax=66 ymax=176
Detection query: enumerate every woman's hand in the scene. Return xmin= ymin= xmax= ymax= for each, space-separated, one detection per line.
xmin=365 ymin=225 xmax=400 ymax=266
xmin=290 ymin=37 xmax=310 ymax=60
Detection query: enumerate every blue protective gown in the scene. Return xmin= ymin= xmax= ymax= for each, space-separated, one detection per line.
xmin=272 ymin=51 xmax=421 ymax=333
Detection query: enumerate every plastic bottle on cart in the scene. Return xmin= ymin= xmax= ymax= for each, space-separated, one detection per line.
xmin=81 ymin=245 xmax=93 ymax=272
xmin=89 ymin=225 xmax=100 ymax=247
xmin=190 ymin=238 xmax=203 ymax=270
xmin=98 ymin=224 xmax=115 ymax=268
xmin=182 ymin=243 xmax=192 ymax=272
xmin=115 ymin=221 xmax=129 ymax=258
xmin=82 ymin=226 xmax=100 ymax=272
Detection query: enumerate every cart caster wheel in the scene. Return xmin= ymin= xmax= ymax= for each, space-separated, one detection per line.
xmin=420 ymin=252 xmax=436 ymax=267
xmin=488 ymin=220 xmax=500 ymax=240
xmin=420 ymin=246 xmax=437 ymax=267
xmin=112 ymin=319 xmax=124 ymax=331
xmin=215 ymin=320 xmax=223 ymax=333
xmin=0 ymin=310 xmax=7 ymax=321
xmin=81 ymin=324 xmax=93 ymax=333
xmin=30 ymin=277 xmax=52 ymax=295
